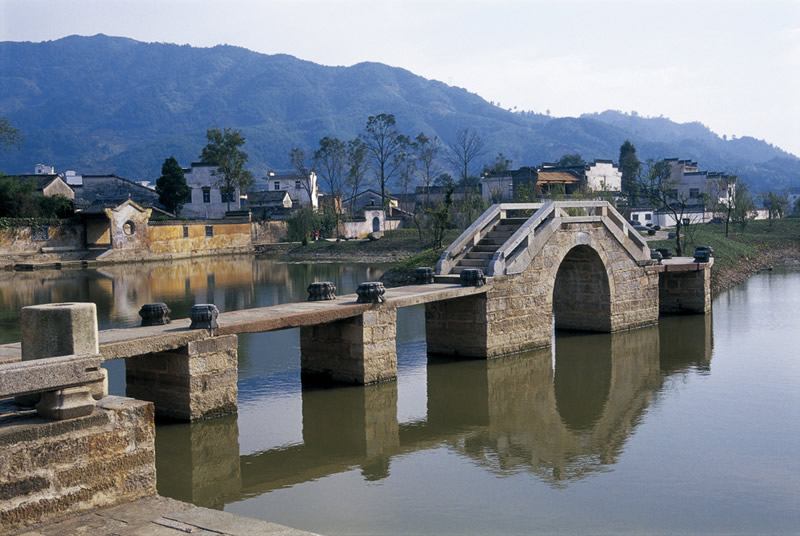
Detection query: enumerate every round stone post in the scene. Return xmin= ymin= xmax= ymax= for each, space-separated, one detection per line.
xmin=17 ymin=302 xmax=106 ymax=411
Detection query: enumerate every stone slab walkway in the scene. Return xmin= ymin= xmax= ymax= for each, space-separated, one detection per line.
xmin=11 ymin=495 xmax=318 ymax=536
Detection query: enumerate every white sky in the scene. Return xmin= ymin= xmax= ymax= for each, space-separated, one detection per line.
xmin=2 ymin=0 xmax=799 ymax=156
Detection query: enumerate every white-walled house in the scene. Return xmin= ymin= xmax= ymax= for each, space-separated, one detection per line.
xmin=665 ymin=159 xmax=733 ymax=207
xmin=263 ymin=170 xmax=319 ymax=210
xmin=584 ymin=160 xmax=622 ymax=192
xmin=181 ymin=162 xmax=240 ymax=219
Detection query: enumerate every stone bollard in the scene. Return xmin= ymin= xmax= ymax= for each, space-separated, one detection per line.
xmin=415 ymin=267 xmax=435 ymax=285
xmin=693 ymin=246 xmax=714 ymax=263
xmin=17 ymin=302 xmax=104 ymax=415
xmin=356 ymin=282 xmax=386 ymax=303
xmin=307 ymin=281 xmax=337 ymax=301
xmin=650 ymin=249 xmax=663 ymax=262
xmin=656 ymin=247 xmax=672 ymax=259
xmin=460 ymin=268 xmax=486 ymax=287
xmin=189 ymin=304 xmax=219 ymax=329
xmin=139 ymin=302 xmax=171 ymax=326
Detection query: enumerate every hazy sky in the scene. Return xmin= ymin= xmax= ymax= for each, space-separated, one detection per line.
xmin=2 ymin=0 xmax=799 ymax=156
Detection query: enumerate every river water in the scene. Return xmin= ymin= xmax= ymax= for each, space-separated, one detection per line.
xmin=1 ymin=258 xmax=798 ymax=534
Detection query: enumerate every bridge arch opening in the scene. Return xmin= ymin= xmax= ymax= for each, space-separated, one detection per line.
xmin=553 ymin=333 xmax=612 ymax=432
xmin=552 ymin=245 xmax=612 ymax=332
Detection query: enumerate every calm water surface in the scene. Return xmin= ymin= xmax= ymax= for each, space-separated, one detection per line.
xmin=1 ymin=259 xmax=798 ymax=534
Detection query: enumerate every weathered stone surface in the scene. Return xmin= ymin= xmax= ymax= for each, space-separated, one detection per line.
xmin=125 ymin=335 xmax=238 ymax=421
xmin=35 ymin=386 xmax=95 ymax=420
xmin=0 ymin=396 xmax=155 ymax=534
xmin=139 ymin=302 xmax=172 ymax=326
xmin=20 ymin=302 xmax=99 ymax=361
xmin=659 ymin=264 xmax=712 ymax=314
xmin=0 ymin=353 xmax=105 ymax=399
xmin=189 ymin=304 xmax=219 ymax=330
xmin=300 ymin=309 xmax=397 ymax=384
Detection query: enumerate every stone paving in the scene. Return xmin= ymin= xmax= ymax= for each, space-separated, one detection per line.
xmin=12 ymin=495 xmax=318 ymax=536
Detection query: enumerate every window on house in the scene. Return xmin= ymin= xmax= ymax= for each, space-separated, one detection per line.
xmin=645 ymin=213 xmax=652 ymax=221
xmin=295 ymin=181 xmax=301 ymax=189
xmin=274 ymin=182 xmax=280 ymax=191
xmin=221 ymin=191 xmax=230 ymax=203
xmin=183 ymin=226 xmax=189 ymax=238
xmin=205 ymin=225 xmax=213 ymax=237
xmin=202 ymin=188 xmax=211 ymax=203
xmin=184 ymin=190 xmax=193 ymax=204
xmin=689 ymin=188 xmax=700 ymax=199
xmin=683 ymin=218 xmax=690 ymax=225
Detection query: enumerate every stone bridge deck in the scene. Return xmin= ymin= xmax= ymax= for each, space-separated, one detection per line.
xmin=0 ymin=282 xmax=487 ymax=363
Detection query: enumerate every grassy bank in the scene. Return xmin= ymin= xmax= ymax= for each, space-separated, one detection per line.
xmin=648 ymin=218 xmax=800 ymax=291
xmin=284 ymin=228 xmax=462 ymax=262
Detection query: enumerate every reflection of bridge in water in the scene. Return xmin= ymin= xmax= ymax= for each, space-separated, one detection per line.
xmin=157 ymin=315 xmax=712 ymax=508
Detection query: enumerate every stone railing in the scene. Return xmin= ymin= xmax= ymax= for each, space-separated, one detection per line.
xmin=436 ymin=203 xmax=542 ymax=274
xmin=483 ymin=201 xmax=652 ymax=276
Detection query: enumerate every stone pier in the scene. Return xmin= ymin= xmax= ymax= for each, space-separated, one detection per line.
xmin=126 ymin=335 xmax=238 ymax=421
xmin=659 ymin=260 xmax=713 ymax=314
xmin=300 ymin=308 xmax=398 ymax=384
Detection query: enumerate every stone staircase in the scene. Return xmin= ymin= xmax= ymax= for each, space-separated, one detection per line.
xmin=449 ymin=217 xmax=528 ymax=274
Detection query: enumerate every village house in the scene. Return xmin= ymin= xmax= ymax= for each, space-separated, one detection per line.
xmin=259 ymin=170 xmax=319 ymax=210
xmin=246 ymin=190 xmax=293 ymax=219
xmin=9 ymin=173 xmax=75 ymax=200
xmin=181 ymin=162 xmax=240 ymax=219
xmin=664 ymin=158 xmax=733 ymax=207
xmin=480 ymin=160 xmax=622 ymax=202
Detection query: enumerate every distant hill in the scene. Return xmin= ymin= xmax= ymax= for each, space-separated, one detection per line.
xmin=1 ymin=34 xmax=798 ymax=193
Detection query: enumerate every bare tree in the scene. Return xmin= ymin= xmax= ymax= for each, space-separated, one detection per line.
xmin=638 ymin=159 xmax=691 ymax=256
xmin=313 ymin=136 xmax=348 ymax=237
xmin=393 ymin=135 xmax=417 ymax=196
xmin=346 ymin=138 xmax=368 ymax=214
xmin=447 ymin=127 xmax=485 ymax=185
xmin=289 ymin=147 xmax=315 ymax=206
xmin=360 ymin=113 xmax=403 ymax=207
xmin=415 ymin=132 xmax=441 ymax=209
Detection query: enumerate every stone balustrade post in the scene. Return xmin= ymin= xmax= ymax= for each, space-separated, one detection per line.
xmin=16 ymin=302 xmax=106 ymax=418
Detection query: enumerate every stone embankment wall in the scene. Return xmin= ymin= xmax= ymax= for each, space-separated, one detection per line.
xmin=0 ymin=219 xmax=289 ymax=265
xmin=0 ymin=397 xmax=156 ymax=533
xmin=0 ymin=222 xmax=84 ymax=254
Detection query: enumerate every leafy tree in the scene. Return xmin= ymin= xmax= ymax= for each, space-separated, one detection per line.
xmin=619 ymin=140 xmax=641 ymax=202
xmin=638 ymin=159 xmax=691 ymax=256
xmin=556 ymin=154 xmax=585 ymax=167
xmin=0 ymin=175 xmax=71 ymax=218
xmin=199 ymin=127 xmax=253 ymax=211
xmin=434 ymin=173 xmax=455 ymax=188
xmin=427 ymin=186 xmax=454 ymax=249
xmin=763 ymin=191 xmax=789 ymax=227
xmin=731 ymin=181 xmax=755 ymax=232
xmin=415 ymin=133 xmax=441 ymax=209
xmin=483 ymin=152 xmax=513 ymax=176
xmin=0 ymin=118 xmax=23 ymax=151
xmin=447 ymin=127 xmax=485 ymax=184
xmin=361 ymin=113 xmax=404 ymax=207
xmin=155 ymin=156 xmax=190 ymax=216
xmin=313 ymin=137 xmax=348 ymax=237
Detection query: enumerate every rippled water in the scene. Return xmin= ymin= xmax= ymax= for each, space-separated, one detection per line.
xmin=1 ymin=260 xmax=798 ymax=534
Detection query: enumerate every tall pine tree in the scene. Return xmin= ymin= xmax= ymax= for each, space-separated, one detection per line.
xmin=156 ymin=156 xmax=191 ymax=216
xmin=618 ymin=140 xmax=641 ymax=204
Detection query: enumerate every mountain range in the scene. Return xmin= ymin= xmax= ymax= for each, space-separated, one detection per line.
xmin=1 ymin=34 xmax=797 ymax=193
